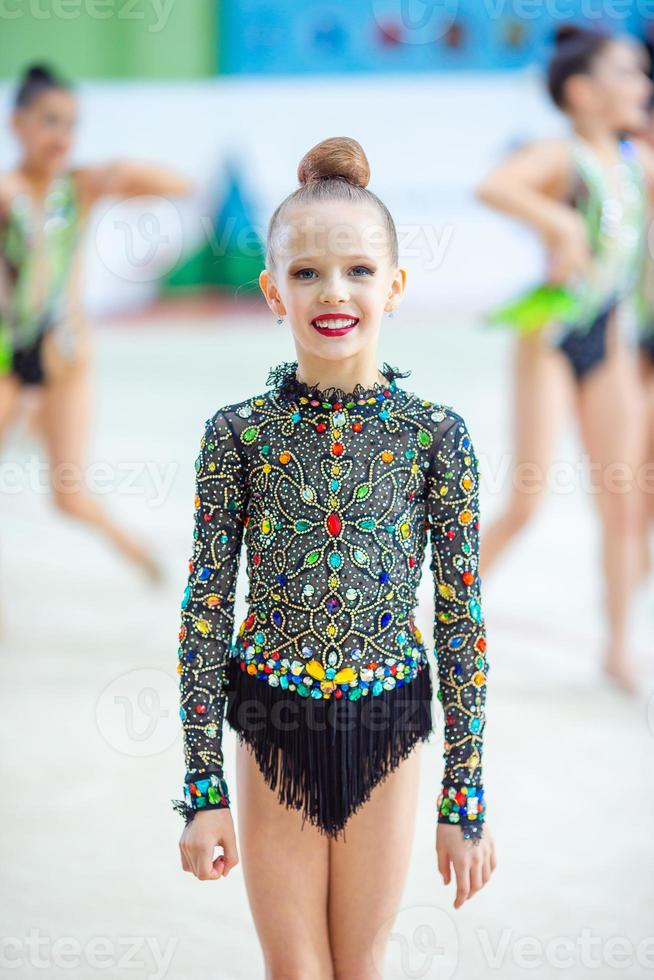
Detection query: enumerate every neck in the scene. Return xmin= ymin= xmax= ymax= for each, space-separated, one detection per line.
xmin=294 ymin=350 xmax=384 ymax=393
xmin=572 ymin=119 xmax=622 ymax=160
xmin=17 ymin=160 xmax=60 ymax=192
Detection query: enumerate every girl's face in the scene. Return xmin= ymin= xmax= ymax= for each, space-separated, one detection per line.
xmin=577 ymin=38 xmax=653 ymax=132
xmin=11 ymin=87 xmax=77 ymax=175
xmin=260 ymin=201 xmax=405 ymax=365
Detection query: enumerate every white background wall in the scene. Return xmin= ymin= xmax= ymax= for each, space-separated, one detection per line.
xmin=1 ymin=70 xmax=570 ymax=317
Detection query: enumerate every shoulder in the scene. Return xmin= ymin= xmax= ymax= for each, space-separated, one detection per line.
xmin=405 ymin=394 xmax=479 ymax=458
xmin=202 ymin=390 xmax=270 ymax=449
xmin=0 ymin=171 xmax=24 ymax=220
xmin=207 ymin=390 xmax=269 ymax=427
xmin=515 ymin=136 xmax=573 ymax=163
xmin=403 ymin=391 xmax=472 ymax=434
xmin=484 ymin=135 xmax=573 ymax=177
xmin=625 ymin=136 xmax=654 ymax=183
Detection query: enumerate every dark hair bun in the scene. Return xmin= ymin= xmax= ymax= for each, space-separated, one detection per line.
xmin=554 ymin=24 xmax=585 ymax=46
xmin=553 ymin=23 xmax=609 ymax=47
xmin=23 ymin=63 xmax=56 ymax=83
xmin=298 ymin=137 xmax=371 ymax=189
xmin=14 ymin=61 xmax=70 ymax=109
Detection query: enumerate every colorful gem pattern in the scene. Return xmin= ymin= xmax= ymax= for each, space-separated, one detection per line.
xmin=172 ymin=361 xmax=489 ymax=839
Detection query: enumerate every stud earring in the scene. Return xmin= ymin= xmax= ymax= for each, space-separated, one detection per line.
xmin=386 ymin=309 xmax=395 ymax=319
xmin=277 ymin=316 xmax=285 ymax=326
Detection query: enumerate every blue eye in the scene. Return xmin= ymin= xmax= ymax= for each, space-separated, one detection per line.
xmin=293 ymin=269 xmax=317 ymax=280
xmin=351 ymin=266 xmax=374 ymax=276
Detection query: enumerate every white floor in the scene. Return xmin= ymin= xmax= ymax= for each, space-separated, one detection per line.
xmin=1 ymin=312 xmax=653 ymax=980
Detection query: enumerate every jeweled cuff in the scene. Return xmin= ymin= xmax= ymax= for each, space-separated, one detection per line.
xmin=171 ymin=773 xmax=231 ymax=824
xmin=437 ymin=783 xmax=485 ymax=841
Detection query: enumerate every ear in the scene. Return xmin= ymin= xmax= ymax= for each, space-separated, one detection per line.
xmin=384 ymin=266 xmax=407 ymax=313
xmin=564 ymin=73 xmax=597 ymax=113
xmin=9 ymin=110 xmax=21 ymax=139
xmin=259 ymin=269 xmax=287 ymax=317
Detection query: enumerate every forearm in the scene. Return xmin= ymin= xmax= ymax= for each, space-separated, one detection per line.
xmin=476 ymin=179 xmax=572 ymax=245
xmin=172 ymin=412 xmax=248 ymax=823
xmin=429 ymin=412 xmax=489 ymax=840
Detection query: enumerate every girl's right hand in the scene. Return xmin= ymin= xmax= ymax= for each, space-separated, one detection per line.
xmin=179 ymin=808 xmax=239 ymax=881
xmin=545 ymin=209 xmax=592 ymax=285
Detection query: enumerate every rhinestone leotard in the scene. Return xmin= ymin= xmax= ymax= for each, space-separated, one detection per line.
xmin=172 ymin=361 xmax=489 ymax=841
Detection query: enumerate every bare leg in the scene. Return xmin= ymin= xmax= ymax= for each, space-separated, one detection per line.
xmin=575 ymin=318 xmax=648 ymax=693
xmin=235 ymin=740 xmax=333 ymax=980
xmin=637 ymin=350 xmax=654 ymax=578
xmin=328 ymin=744 xmax=422 ymax=980
xmin=0 ymin=374 xmax=21 ymax=436
xmin=0 ymin=374 xmax=22 ymax=634
xmin=40 ymin=350 xmax=162 ymax=581
xmin=480 ymin=329 xmax=573 ymax=576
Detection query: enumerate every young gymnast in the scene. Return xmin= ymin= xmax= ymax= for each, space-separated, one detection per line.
xmin=0 ymin=63 xmax=193 ymax=587
xmin=173 ymin=137 xmax=496 ymax=977
xmin=476 ymin=25 xmax=654 ymax=693
xmin=634 ymin=90 xmax=654 ymax=573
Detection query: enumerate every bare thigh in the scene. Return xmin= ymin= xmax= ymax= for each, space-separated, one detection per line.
xmin=41 ymin=361 xmax=91 ymax=464
xmin=0 ymin=374 xmax=21 ymax=442
xmin=639 ymin=352 xmax=654 ymax=518
xmin=575 ymin=319 xmax=647 ymax=515
xmin=512 ymin=329 xmax=573 ymax=510
xmin=328 ymin=743 xmax=423 ymax=980
xmin=235 ymin=739 xmax=333 ymax=980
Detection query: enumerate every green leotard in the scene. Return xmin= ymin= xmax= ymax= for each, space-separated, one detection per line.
xmin=0 ymin=171 xmax=80 ymax=374
xmin=486 ymin=135 xmax=648 ymax=348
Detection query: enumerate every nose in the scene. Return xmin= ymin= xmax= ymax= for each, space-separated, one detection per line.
xmin=318 ymin=273 xmax=350 ymax=305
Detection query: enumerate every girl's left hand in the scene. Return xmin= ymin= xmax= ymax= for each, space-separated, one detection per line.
xmin=436 ymin=824 xmax=497 ymax=908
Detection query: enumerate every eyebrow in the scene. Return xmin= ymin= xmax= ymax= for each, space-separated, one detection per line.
xmin=288 ymin=255 xmax=379 ymax=265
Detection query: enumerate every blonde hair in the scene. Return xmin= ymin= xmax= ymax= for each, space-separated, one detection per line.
xmin=265 ymin=136 xmax=399 ymax=268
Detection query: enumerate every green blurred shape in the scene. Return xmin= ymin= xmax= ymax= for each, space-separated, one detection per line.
xmin=486 ymin=283 xmax=579 ymax=334
xmin=162 ymin=160 xmax=264 ymax=294
xmin=0 ymin=0 xmax=218 ymax=79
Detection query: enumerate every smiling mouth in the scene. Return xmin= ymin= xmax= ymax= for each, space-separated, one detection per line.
xmin=311 ymin=315 xmax=360 ymax=331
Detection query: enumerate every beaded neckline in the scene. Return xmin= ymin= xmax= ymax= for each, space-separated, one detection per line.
xmin=267 ymin=359 xmax=412 ymax=407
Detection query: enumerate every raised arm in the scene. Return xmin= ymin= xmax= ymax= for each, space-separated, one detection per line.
xmin=426 ymin=411 xmax=488 ymax=843
xmin=73 ymin=159 xmax=193 ymax=207
xmin=475 ymin=137 xmax=574 ymax=237
xmin=475 ymin=136 xmax=590 ymax=284
xmin=171 ymin=409 xmax=248 ymax=823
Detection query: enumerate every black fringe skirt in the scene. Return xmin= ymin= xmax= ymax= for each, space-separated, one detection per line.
xmin=224 ymin=654 xmax=434 ymax=841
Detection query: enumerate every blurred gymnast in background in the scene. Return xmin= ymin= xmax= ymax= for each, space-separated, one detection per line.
xmin=476 ymin=26 xmax=654 ymax=693
xmin=0 ymin=63 xmax=193 ymax=598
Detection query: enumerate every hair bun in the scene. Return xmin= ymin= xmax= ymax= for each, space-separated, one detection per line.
xmin=297 ymin=137 xmax=371 ymax=189
xmin=553 ymin=23 xmax=607 ymax=46
xmin=554 ymin=24 xmax=583 ymax=45
xmin=23 ymin=63 xmax=55 ymax=83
